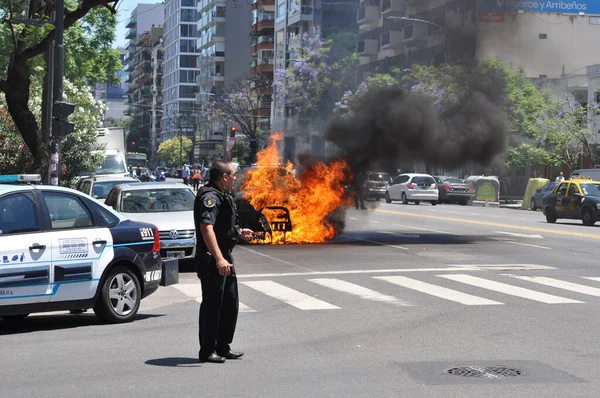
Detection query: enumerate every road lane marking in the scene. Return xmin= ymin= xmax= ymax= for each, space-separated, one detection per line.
xmin=448 ymin=264 xmax=555 ymax=271
xmin=493 ymin=231 xmax=544 ymax=239
xmin=238 ymin=267 xmax=484 ymax=278
xmin=375 ymin=208 xmax=600 ymax=240
xmin=173 ymin=284 xmax=255 ymax=311
xmin=309 ymin=278 xmax=412 ymax=306
xmin=392 ymin=223 xmax=453 ymax=235
xmin=583 ymin=277 xmax=600 ymax=283
xmin=237 ymin=246 xmax=315 ymax=272
xmin=241 ymin=281 xmax=340 ymax=310
xmin=507 ymin=275 xmax=600 ymax=297
xmin=505 ymin=241 xmax=552 ymax=250
xmin=349 ymin=217 xmax=358 ymax=220
xmin=439 ymin=274 xmax=582 ymax=304
xmin=340 ymin=234 xmax=408 ymax=250
xmin=370 ymin=220 xmax=381 ymax=223
xmin=375 ymin=276 xmax=503 ymax=306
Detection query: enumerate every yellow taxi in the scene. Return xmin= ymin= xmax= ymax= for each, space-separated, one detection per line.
xmin=542 ymin=175 xmax=600 ymax=226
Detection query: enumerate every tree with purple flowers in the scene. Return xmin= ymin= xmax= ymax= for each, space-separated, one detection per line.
xmin=273 ymin=31 xmax=358 ymax=127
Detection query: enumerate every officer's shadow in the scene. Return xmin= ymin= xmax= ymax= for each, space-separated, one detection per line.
xmin=145 ymin=357 xmax=203 ymax=367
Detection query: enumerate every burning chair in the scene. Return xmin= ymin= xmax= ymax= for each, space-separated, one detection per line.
xmin=234 ymin=193 xmax=294 ymax=244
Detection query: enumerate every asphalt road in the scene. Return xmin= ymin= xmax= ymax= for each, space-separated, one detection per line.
xmin=3 ymin=201 xmax=600 ymax=397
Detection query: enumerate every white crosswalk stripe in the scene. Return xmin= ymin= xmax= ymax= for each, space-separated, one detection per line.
xmin=374 ymin=276 xmax=503 ymax=306
xmin=439 ymin=274 xmax=583 ymax=304
xmin=309 ymin=278 xmax=412 ymax=306
xmin=241 ymin=280 xmax=340 ymax=310
xmin=172 ymin=284 xmax=255 ymax=312
xmin=507 ymin=275 xmax=600 ymax=297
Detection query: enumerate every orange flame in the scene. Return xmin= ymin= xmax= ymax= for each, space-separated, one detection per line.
xmin=241 ymin=132 xmax=349 ymax=244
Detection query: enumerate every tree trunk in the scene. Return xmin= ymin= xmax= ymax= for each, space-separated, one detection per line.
xmin=4 ymin=53 xmax=49 ymax=179
xmin=249 ymin=137 xmax=258 ymax=164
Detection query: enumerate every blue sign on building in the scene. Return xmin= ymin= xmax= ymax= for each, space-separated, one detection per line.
xmin=480 ymin=0 xmax=600 ymax=15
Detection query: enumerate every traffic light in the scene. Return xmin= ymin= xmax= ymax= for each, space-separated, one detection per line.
xmin=52 ymin=101 xmax=75 ymax=138
xmin=230 ymin=127 xmax=236 ymax=138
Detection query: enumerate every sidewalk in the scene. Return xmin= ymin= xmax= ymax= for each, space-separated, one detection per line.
xmin=499 ymin=200 xmax=523 ymax=209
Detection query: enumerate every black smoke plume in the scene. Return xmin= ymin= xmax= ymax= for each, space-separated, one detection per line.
xmin=324 ymin=65 xmax=510 ymax=176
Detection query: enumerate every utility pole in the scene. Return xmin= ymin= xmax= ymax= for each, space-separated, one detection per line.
xmin=50 ymin=0 xmax=65 ymax=186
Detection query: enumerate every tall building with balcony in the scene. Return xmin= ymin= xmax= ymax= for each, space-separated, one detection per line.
xmin=151 ymin=35 xmax=165 ymax=160
xmin=162 ymin=0 xmax=201 ymax=143
xmin=92 ymin=49 xmax=128 ymax=124
xmin=126 ymin=27 xmax=164 ymax=156
xmin=250 ymin=0 xmax=276 ymax=132
xmin=272 ymin=0 xmax=359 ymax=161
xmin=195 ymin=0 xmax=252 ymax=164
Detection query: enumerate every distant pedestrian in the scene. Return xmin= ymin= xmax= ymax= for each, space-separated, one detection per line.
xmin=192 ymin=168 xmax=201 ymax=191
xmin=555 ymin=172 xmax=565 ymax=183
xmin=352 ymin=171 xmax=367 ymax=210
xmin=182 ymin=164 xmax=190 ymax=185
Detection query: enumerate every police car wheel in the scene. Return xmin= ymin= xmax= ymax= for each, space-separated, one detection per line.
xmin=94 ymin=266 xmax=141 ymax=323
xmin=1 ymin=314 xmax=29 ymax=323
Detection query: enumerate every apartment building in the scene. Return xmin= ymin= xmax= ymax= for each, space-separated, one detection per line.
xmin=272 ymin=0 xmax=359 ymax=161
xmin=125 ymin=27 xmax=164 ymax=156
xmin=92 ymin=49 xmax=128 ymax=123
xmin=151 ymin=35 xmax=165 ymax=158
xmin=250 ymin=0 xmax=276 ymax=132
xmin=162 ymin=0 xmax=201 ymax=142
xmin=194 ymin=0 xmax=252 ymax=163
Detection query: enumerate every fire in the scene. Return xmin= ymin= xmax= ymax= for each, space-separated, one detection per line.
xmin=241 ymin=132 xmax=349 ymax=244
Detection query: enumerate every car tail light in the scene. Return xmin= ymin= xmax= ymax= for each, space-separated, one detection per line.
xmin=408 ymin=183 xmax=414 ymax=189
xmin=152 ymin=226 xmax=160 ymax=253
xmin=442 ymin=185 xmax=452 ymax=190
xmin=433 ymin=184 xmax=437 ymax=190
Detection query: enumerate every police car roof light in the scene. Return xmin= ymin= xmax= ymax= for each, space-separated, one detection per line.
xmin=0 ymin=174 xmax=42 ymax=183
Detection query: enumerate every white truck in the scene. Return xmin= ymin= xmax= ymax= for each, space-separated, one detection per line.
xmin=94 ymin=127 xmax=129 ymax=177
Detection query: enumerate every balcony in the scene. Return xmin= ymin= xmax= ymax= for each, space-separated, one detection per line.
xmin=356 ymin=39 xmax=378 ymax=55
xmin=252 ymin=0 xmax=274 ymax=10
xmin=251 ymin=12 xmax=275 ymax=33
xmin=357 ymin=5 xmax=379 ymax=23
xmin=403 ymin=23 xmax=428 ymax=47
xmin=380 ymin=30 xmax=403 ymax=49
xmin=251 ymin=36 xmax=274 ymax=54
xmin=126 ymin=17 xmax=136 ymax=28
xmin=126 ymin=28 xmax=137 ymax=39
xmin=250 ymin=57 xmax=274 ymax=74
xmin=288 ymin=5 xmax=314 ymax=26
xmin=381 ymin=0 xmax=404 ymax=16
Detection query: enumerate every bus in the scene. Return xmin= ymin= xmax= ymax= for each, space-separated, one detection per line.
xmin=127 ymin=152 xmax=148 ymax=168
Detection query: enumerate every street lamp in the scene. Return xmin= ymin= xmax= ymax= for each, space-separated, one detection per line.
xmin=387 ymin=16 xmax=446 ymax=31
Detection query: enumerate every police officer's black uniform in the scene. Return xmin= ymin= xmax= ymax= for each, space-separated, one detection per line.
xmin=194 ymin=181 xmax=241 ymax=361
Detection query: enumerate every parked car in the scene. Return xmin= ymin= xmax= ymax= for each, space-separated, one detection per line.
xmin=530 ymin=182 xmax=557 ymax=211
xmin=385 ymin=173 xmax=439 ymax=205
xmin=365 ymin=172 xmax=392 ymax=200
xmin=433 ymin=176 xmax=470 ymax=205
xmin=75 ymin=175 xmax=140 ymax=203
xmin=104 ymin=183 xmax=196 ymax=260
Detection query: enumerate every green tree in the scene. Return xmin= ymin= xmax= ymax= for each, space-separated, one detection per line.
xmin=0 ymin=0 xmax=121 ymax=177
xmin=157 ymin=137 xmax=193 ymax=168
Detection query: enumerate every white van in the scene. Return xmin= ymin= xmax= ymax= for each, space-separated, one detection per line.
xmin=570 ymin=169 xmax=600 ymax=181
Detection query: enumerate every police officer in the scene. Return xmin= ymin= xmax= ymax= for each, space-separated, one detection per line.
xmin=194 ymin=160 xmax=254 ymax=364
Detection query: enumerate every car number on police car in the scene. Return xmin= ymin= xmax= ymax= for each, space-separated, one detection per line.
xmin=140 ymin=227 xmax=155 ymax=240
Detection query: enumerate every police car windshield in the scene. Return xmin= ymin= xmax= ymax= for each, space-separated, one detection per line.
xmin=121 ymin=188 xmax=195 ymax=213
xmin=580 ymin=183 xmax=600 ymax=196
xmin=97 ymin=154 xmax=127 ymax=174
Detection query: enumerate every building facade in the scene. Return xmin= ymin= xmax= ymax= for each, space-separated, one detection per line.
xmin=162 ymin=0 xmax=201 ymax=143
xmin=151 ymin=35 xmax=165 ymax=161
xmin=194 ymin=0 xmax=252 ymax=164
xmin=92 ymin=49 xmax=128 ymax=123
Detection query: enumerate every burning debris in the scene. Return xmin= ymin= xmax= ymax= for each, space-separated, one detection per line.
xmin=241 ymin=132 xmax=349 ymax=244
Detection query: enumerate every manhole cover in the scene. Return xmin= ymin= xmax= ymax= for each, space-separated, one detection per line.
xmin=444 ymin=366 xmax=526 ymax=378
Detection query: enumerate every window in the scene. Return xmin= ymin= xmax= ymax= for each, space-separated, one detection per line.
xmin=392 ymin=175 xmax=409 ymax=185
xmin=0 ymin=193 xmax=39 ymax=235
xmin=557 ymin=182 xmax=568 ymax=196
xmin=43 ymin=192 xmax=93 ymax=230
xmin=95 ymin=204 xmax=120 ymax=227
xmin=81 ymin=180 xmax=92 ymax=195
xmin=567 ymin=184 xmax=580 ymax=196
xmin=412 ymin=176 xmax=435 ymax=185
xmin=539 ymin=33 xmax=547 ymax=39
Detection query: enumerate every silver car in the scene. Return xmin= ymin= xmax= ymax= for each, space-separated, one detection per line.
xmin=104 ymin=182 xmax=196 ymax=260
xmin=385 ymin=173 xmax=439 ymax=205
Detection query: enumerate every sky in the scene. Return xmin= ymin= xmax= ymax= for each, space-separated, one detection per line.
xmin=113 ymin=0 xmax=163 ymax=49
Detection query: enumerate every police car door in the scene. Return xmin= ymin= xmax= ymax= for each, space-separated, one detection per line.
xmin=0 ymin=191 xmax=52 ymax=305
xmin=40 ymin=190 xmax=113 ymax=304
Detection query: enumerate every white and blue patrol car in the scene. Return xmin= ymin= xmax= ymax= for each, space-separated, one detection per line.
xmin=0 ymin=175 xmax=164 ymax=324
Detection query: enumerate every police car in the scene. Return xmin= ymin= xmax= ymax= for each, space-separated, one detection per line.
xmin=542 ymin=175 xmax=600 ymax=226
xmin=0 ymin=174 xmax=165 ymax=323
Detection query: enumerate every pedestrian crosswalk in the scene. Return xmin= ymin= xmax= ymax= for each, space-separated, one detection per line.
xmin=171 ymin=273 xmax=600 ymax=312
